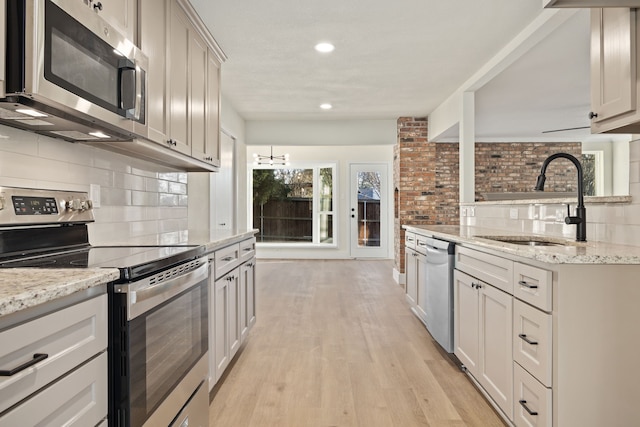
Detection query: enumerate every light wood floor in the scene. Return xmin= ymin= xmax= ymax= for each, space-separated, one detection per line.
xmin=209 ymin=259 xmax=506 ymax=427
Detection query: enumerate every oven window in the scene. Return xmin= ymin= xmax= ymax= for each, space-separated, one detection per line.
xmin=129 ymin=281 xmax=208 ymax=426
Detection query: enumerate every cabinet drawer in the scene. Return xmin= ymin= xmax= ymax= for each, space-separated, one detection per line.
xmin=513 ymin=362 xmax=552 ymax=427
xmin=0 ymin=351 xmax=107 ymax=427
xmin=513 ymin=299 xmax=552 ymax=387
xmin=415 ymin=235 xmax=428 ymax=255
xmin=0 ymin=295 xmax=107 ymax=413
xmin=239 ymin=238 xmax=256 ymax=264
xmin=456 ymin=246 xmax=514 ymax=294
xmin=514 ymin=263 xmax=552 ymax=312
xmin=214 ymin=243 xmax=240 ymax=279
xmin=405 ymin=231 xmax=416 ymax=250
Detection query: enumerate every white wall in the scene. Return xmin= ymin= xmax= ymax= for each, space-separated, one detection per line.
xmin=0 ymin=125 xmax=189 ymax=245
xmin=221 ymin=95 xmax=248 ymax=228
xmin=247 ymin=144 xmax=394 ymax=259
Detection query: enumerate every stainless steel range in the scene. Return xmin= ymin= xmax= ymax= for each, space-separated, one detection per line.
xmin=0 ymin=186 xmax=210 ymax=427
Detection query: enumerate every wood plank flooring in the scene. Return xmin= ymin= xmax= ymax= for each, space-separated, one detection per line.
xmin=209 ymin=259 xmax=506 ymax=427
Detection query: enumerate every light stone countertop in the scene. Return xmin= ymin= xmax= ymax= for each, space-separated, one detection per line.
xmin=403 ymin=224 xmax=640 ymax=264
xmin=0 ymin=268 xmax=120 ymax=317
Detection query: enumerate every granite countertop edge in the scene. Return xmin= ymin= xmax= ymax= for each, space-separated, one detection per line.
xmin=403 ymin=225 xmax=640 ymax=265
xmin=0 ymin=268 xmax=121 ymax=318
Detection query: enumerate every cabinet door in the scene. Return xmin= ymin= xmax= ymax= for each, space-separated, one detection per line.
xmin=228 ymin=271 xmax=241 ymax=360
xmin=478 ymin=283 xmax=514 ymax=420
xmin=405 ymin=248 xmax=417 ymax=305
xmin=240 ymin=260 xmax=256 ymax=343
xmin=168 ymin=1 xmax=192 ymax=155
xmin=214 ymin=275 xmax=229 ymax=382
xmin=94 ymin=0 xmax=137 ymax=42
xmin=454 ymin=270 xmax=479 ymax=376
xmin=205 ymin=49 xmax=221 ymax=165
xmin=591 ymin=8 xmax=636 ymax=122
xmin=140 ymin=0 xmax=169 ymax=144
xmin=189 ymin=32 xmax=208 ymax=161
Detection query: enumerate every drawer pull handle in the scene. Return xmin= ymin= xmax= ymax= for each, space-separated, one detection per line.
xmin=221 ymin=256 xmax=234 ymax=262
xmin=518 ymin=280 xmax=538 ymax=289
xmin=243 ymin=247 xmax=253 ymax=252
xmin=519 ymin=399 xmax=538 ymax=416
xmin=518 ymin=334 xmax=539 ymax=345
xmin=0 ymin=353 xmax=48 ymax=376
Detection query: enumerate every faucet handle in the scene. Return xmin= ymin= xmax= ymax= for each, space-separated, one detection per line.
xmin=565 ymin=205 xmax=582 ymax=225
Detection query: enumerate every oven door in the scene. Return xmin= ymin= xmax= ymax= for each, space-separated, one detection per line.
xmin=110 ymin=259 xmax=208 ymax=427
xmin=6 ymin=0 xmax=147 ymax=137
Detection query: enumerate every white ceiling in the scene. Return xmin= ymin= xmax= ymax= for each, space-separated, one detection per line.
xmin=191 ymin=0 xmax=598 ymax=140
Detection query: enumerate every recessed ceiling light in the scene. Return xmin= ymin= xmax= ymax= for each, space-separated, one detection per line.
xmin=320 ymin=103 xmax=333 ymax=110
xmin=314 ymin=42 xmax=335 ymax=53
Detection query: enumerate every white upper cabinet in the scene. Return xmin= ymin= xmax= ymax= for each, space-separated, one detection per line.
xmin=91 ymin=0 xmax=138 ymax=43
xmin=138 ymin=0 xmax=225 ymax=170
xmin=590 ymin=8 xmax=640 ymax=133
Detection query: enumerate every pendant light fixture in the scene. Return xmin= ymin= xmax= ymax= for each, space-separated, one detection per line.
xmin=253 ymin=146 xmax=290 ymax=166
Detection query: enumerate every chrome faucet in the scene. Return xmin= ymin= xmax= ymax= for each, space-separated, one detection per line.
xmin=534 ymin=153 xmax=586 ymax=242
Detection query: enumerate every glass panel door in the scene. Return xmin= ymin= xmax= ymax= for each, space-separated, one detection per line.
xmin=350 ymin=164 xmax=388 ymax=258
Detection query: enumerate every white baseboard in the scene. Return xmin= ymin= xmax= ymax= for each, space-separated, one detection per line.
xmin=393 ymin=267 xmax=405 ymax=285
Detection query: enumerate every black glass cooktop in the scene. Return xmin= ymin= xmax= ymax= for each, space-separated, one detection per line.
xmin=0 ymin=245 xmax=204 ymax=281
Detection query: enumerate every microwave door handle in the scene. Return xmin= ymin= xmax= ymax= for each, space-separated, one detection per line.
xmin=118 ymin=58 xmax=136 ymax=118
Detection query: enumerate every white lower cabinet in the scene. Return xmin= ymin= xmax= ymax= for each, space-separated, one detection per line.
xmin=454 ymin=269 xmax=513 ymax=419
xmin=0 ymin=294 xmax=108 ymax=426
xmin=514 ymin=362 xmax=552 ymax=427
xmin=0 ymin=352 xmax=107 ymax=427
xmin=209 ymin=238 xmax=257 ymax=389
xmin=240 ymin=258 xmax=256 ymax=342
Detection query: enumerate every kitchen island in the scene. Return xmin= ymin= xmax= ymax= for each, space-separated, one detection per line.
xmin=404 ymin=224 xmax=640 ymax=427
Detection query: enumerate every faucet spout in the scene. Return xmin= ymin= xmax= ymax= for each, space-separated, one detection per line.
xmin=535 ymin=153 xmax=586 ymax=242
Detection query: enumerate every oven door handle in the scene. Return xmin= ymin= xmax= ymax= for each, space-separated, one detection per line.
xmin=115 ymin=259 xmax=208 ymax=320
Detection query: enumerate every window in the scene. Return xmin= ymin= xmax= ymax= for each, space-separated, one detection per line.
xmin=582 ymin=151 xmax=603 ymax=196
xmin=251 ymin=164 xmax=336 ymax=245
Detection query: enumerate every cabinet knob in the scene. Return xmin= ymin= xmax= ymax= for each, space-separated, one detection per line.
xmin=93 ymin=1 xmax=103 ymax=11
xmin=588 ymin=111 xmax=598 ymax=120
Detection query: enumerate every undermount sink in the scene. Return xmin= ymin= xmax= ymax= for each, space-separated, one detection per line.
xmin=475 ymin=235 xmax=579 ymax=247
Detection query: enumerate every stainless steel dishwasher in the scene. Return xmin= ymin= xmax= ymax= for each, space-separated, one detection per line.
xmin=421 ymin=237 xmax=455 ymax=353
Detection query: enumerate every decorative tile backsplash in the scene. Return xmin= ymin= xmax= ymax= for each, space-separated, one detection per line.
xmin=462 ymin=139 xmax=640 ymax=247
xmin=0 ymin=126 xmax=189 ymax=245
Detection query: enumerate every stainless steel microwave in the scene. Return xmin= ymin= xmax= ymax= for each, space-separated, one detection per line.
xmin=1 ymin=0 xmax=148 ymax=142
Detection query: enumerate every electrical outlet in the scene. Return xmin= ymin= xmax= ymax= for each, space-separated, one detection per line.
xmin=89 ymin=184 xmax=101 ymax=208
xmin=555 ymin=209 xmax=564 ymax=222
xmin=468 ymin=207 xmax=475 ymax=217
xmin=510 ymin=208 xmax=518 ymax=219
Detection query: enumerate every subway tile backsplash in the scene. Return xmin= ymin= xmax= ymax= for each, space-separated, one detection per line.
xmin=0 ymin=125 xmax=189 ymax=245
xmin=462 ymin=139 xmax=640 ymax=247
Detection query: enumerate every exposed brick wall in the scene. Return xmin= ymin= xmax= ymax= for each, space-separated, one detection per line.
xmin=394 ymin=117 xmax=459 ymax=275
xmin=475 ymin=142 xmax=582 ymax=200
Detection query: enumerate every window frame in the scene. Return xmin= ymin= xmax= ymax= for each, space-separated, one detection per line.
xmin=249 ymin=162 xmax=338 ymax=247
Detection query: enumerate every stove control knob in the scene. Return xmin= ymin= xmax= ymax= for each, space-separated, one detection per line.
xmin=0 ymin=196 xmax=5 ymax=210
xmin=86 ymin=200 xmax=93 ymax=209
xmin=71 ymin=199 xmax=83 ymax=211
